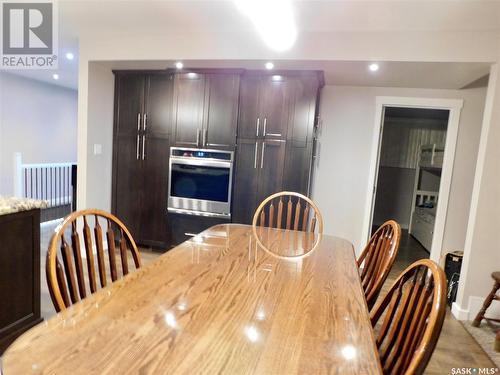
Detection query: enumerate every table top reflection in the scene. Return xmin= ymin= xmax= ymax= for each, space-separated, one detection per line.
xmin=3 ymin=224 xmax=382 ymax=375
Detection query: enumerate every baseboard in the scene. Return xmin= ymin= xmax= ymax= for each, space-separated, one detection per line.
xmin=452 ymin=296 xmax=500 ymax=321
xmin=452 ymin=302 xmax=469 ymax=320
xmin=468 ymin=296 xmax=500 ymax=322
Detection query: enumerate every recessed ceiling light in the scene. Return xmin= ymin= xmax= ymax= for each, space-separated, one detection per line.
xmin=187 ymin=72 xmax=197 ymax=79
xmin=368 ymin=63 xmax=379 ymax=72
xmin=52 ymin=73 xmax=59 ymax=80
xmin=175 ymin=61 xmax=183 ymax=69
xmin=65 ymin=52 xmax=74 ymax=60
xmin=265 ymin=62 xmax=274 ymax=70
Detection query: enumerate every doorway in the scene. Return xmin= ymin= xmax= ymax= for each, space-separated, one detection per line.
xmin=372 ymin=107 xmax=449 ymax=263
xmin=363 ymin=97 xmax=463 ymax=263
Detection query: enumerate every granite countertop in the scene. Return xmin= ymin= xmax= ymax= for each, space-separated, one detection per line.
xmin=0 ymin=196 xmax=48 ymax=215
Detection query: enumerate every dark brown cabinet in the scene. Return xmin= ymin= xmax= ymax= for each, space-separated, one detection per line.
xmin=172 ymin=72 xmax=240 ymax=149
xmin=258 ymin=139 xmax=287 ymax=200
xmin=232 ymin=139 xmax=287 ymax=224
xmin=112 ymin=72 xmax=173 ymax=248
xmin=237 ymin=74 xmax=293 ymax=140
xmin=233 ymin=72 xmax=322 ymax=224
xmin=169 ymin=213 xmax=230 ymax=246
xmin=172 ymin=73 xmax=205 ymax=147
xmin=204 ymin=74 xmax=240 ymax=149
xmin=232 ymin=139 xmax=260 ymax=224
xmin=112 ymin=69 xmax=321 ymax=248
xmin=0 ymin=209 xmax=42 ymax=354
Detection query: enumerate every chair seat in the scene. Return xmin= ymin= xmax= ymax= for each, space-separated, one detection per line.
xmin=492 ymin=272 xmax=500 ymax=282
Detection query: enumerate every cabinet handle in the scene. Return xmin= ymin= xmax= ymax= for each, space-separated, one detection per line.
xmin=256 ymin=117 xmax=260 ymax=137
xmin=142 ymin=134 xmax=146 ymax=160
xmin=136 ymin=113 xmax=141 ymax=160
xmin=263 ymin=117 xmax=282 ymax=137
xmin=261 ymin=141 xmax=265 ymax=169
xmin=203 ymin=129 xmax=207 ymax=147
xmin=254 ymin=142 xmax=259 ymax=169
xmin=143 ymin=113 xmax=147 ymax=132
xmin=196 ymin=129 xmax=200 ymax=146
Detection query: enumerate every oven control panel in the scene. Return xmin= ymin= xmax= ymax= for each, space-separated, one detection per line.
xmin=171 ymin=148 xmax=232 ymax=161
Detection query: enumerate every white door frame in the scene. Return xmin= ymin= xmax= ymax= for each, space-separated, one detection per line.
xmin=362 ymin=96 xmax=463 ymax=263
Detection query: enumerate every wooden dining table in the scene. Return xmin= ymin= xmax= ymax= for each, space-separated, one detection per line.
xmin=2 ymin=224 xmax=382 ymax=374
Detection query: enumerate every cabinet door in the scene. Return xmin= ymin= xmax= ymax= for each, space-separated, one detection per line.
xmin=204 ymin=74 xmax=240 ymax=149
xmin=287 ymin=77 xmax=319 ymax=145
xmin=115 ymin=74 xmax=145 ymax=136
xmin=237 ymin=75 xmax=261 ymax=139
xmin=139 ymin=135 xmax=171 ymax=248
xmin=172 ymin=73 xmax=206 ymax=147
xmin=260 ymin=76 xmax=293 ymax=139
xmin=257 ymin=139 xmax=286 ymax=202
xmin=232 ymin=139 xmax=261 ymax=224
xmin=283 ymin=142 xmax=314 ymax=195
xmin=113 ymin=134 xmax=143 ymax=239
xmin=0 ymin=209 xmax=41 ymax=353
xmin=145 ymin=74 xmax=174 ymax=137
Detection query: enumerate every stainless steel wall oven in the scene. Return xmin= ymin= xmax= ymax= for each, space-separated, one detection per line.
xmin=168 ymin=147 xmax=233 ymax=218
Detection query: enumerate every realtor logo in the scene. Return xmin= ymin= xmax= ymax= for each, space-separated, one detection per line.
xmin=1 ymin=1 xmax=58 ymax=69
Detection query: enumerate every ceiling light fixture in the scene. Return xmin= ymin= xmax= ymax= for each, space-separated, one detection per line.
xmin=368 ymin=63 xmax=379 ymax=72
xmin=65 ymin=52 xmax=74 ymax=61
xmin=175 ymin=61 xmax=183 ymax=69
xmin=234 ymin=0 xmax=297 ymax=52
xmin=265 ymin=62 xmax=274 ymax=70
xmin=52 ymin=73 xmax=59 ymax=80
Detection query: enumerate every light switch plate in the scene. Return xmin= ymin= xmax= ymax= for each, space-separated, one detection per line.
xmin=93 ymin=144 xmax=102 ymax=155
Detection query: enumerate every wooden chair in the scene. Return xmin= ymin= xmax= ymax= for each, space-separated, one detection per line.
xmin=357 ymin=220 xmax=401 ymax=310
xmin=472 ymin=272 xmax=500 ymax=328
xmin=46 ymin=209 xmax=141 ymax=312
xmin=252 ymin=191 xmax=323 ymax=233
xmin=370 ymin=259 xmax=447 ymax=375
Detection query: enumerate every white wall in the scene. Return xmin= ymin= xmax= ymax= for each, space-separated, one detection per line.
xmin=312 ymin=85 xmax=486 ymax=254
xmin=0 ymin=73 xmax=78 ymax=196
xmin=84 ymin=63 xmax=115 ymax=211
xmin=453 ymin=63 xmax=500 ymax=321
xmin=75 ymin=17 xmax=499 ymax=211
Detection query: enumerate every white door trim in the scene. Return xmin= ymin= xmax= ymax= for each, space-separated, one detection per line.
xmin=362 ymin=96 xmax=463 ymax=263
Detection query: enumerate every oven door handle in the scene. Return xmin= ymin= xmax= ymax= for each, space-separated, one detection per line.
xmin=170 ymin=158 xmax=231 ymax=168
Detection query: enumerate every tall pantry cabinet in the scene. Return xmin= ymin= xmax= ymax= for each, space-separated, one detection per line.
xmin=112 ymin=72 xmax=173 ymax=248
xmin=232 ymin=71 xmax=322 ymax=224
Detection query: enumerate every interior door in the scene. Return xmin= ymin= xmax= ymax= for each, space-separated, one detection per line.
xmin=204 ymin=74 xmax=240 ymax=149
xmin=237 ymin=75 xmax=262 ymax=139
xmin=232 ymin=139 xmax=261 ymax=224
xmin=257 ymin=139 xmax=286 ymax=203
xmin=172 ymin=73 xmax=205 ymax=147
xmin=260 ymin=76 xmax=292 ymax=139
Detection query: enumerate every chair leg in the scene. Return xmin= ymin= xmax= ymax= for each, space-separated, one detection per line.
xmin=472 ymin=281 xmax=500 ymax=327
xmin=495 ymin=330 xmax=500 ymax=352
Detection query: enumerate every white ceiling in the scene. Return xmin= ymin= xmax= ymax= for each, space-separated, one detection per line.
xmin=59 ymin=0 xmax=500 ymax=35
xmin=101 ymin=59 xmax=491 ymax=90
xmin=6 ymin=0 xmax=499 ymax=90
